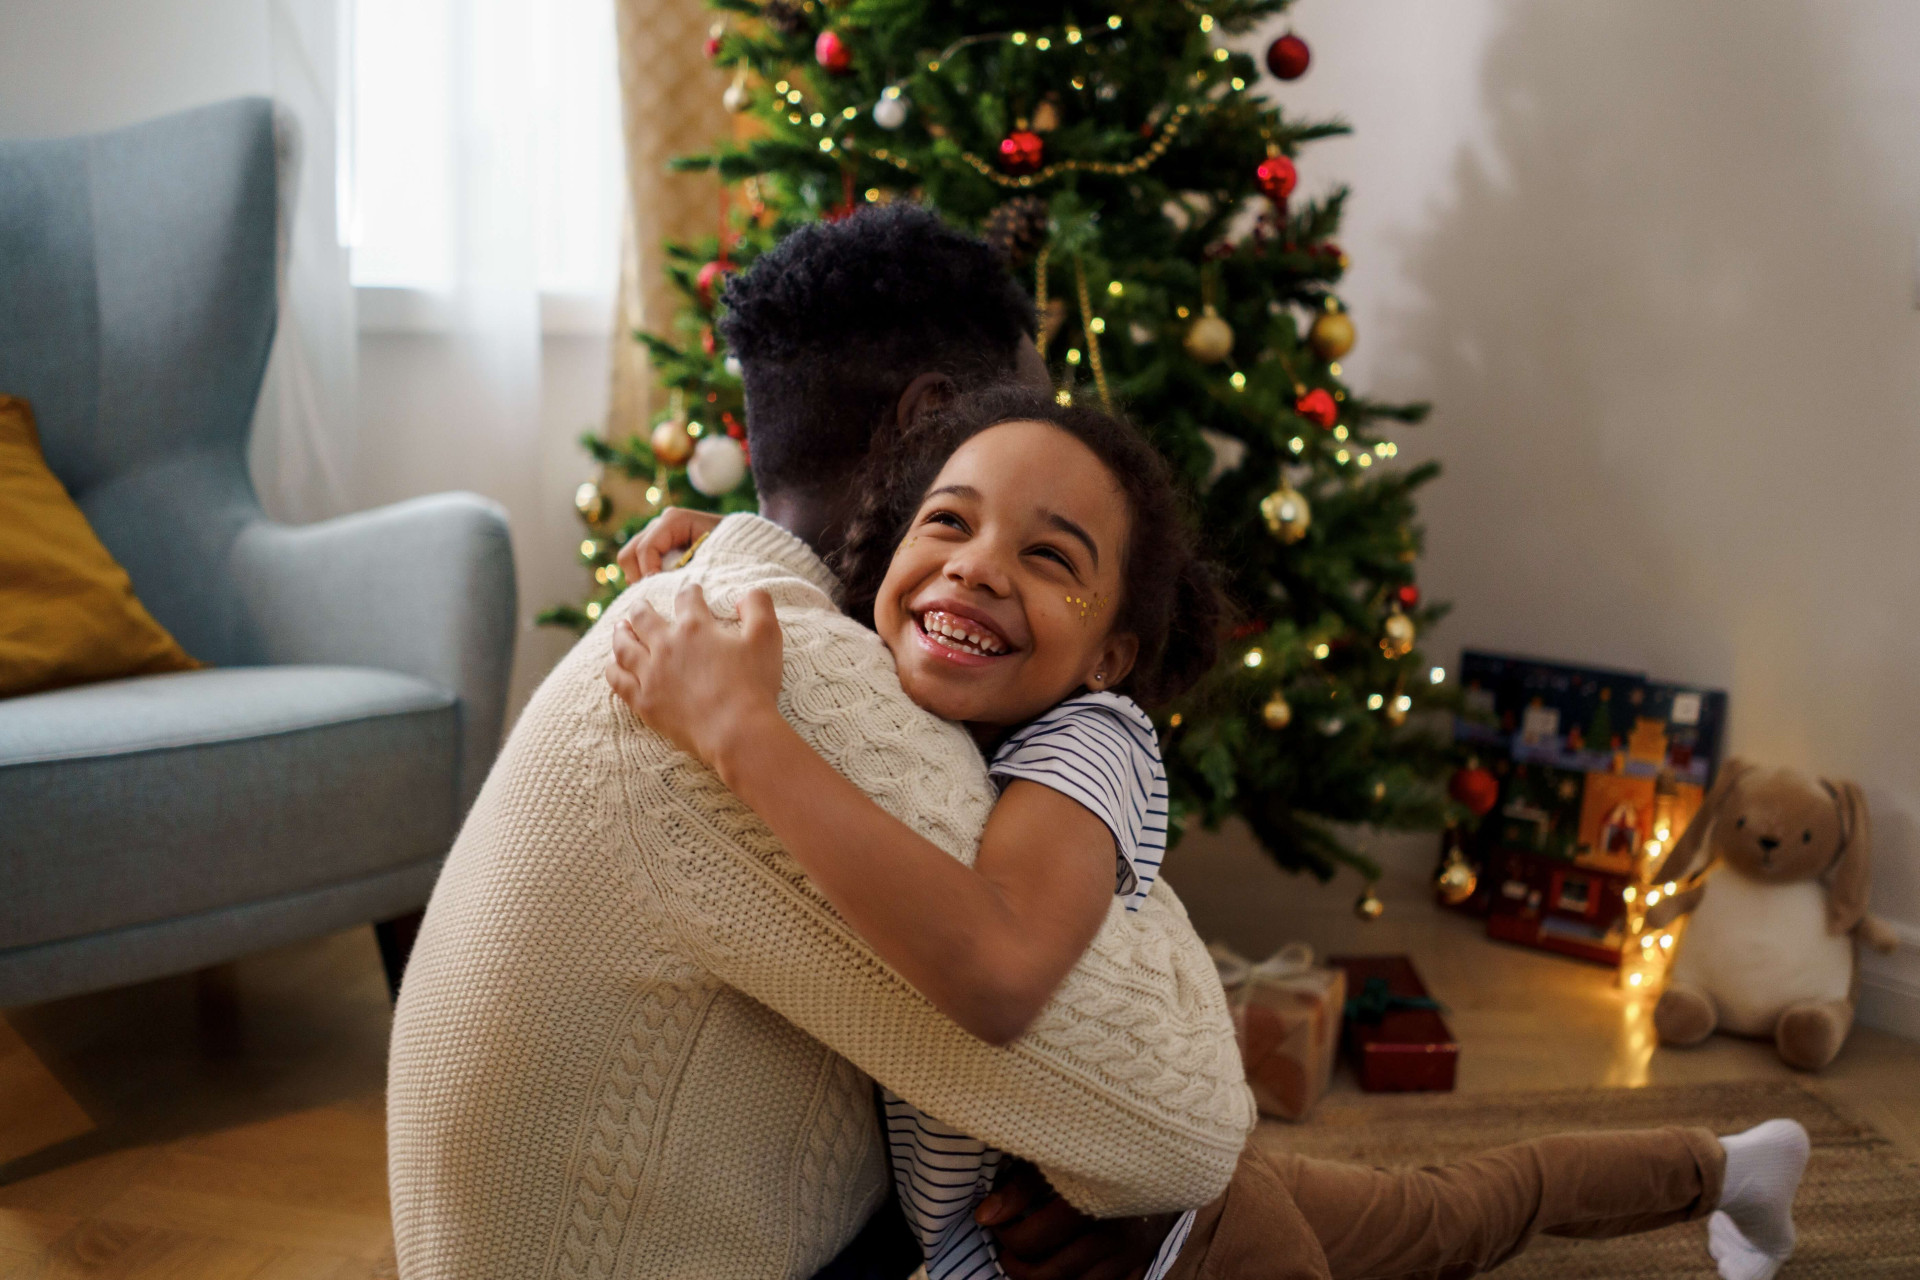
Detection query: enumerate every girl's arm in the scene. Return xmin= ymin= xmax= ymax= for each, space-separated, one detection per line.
xmin=608 ymin=586 xmax=1113 ymax=1045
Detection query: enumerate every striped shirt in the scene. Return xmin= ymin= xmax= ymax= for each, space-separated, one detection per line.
xmin=881 ymin=692 xmax=1194 ymax=1280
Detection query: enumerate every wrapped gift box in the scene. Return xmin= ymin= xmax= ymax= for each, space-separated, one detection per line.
xmin=1212 ymin=942 xmax=1345 ymax=1121
xmin=1330 ymin=954 xmax=1458 ymax=1093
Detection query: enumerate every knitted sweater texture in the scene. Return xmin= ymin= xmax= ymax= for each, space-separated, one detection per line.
xmin=387 ymin=515 xmax=1254 ymax=1280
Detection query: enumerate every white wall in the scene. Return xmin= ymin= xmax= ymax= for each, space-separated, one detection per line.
xmin=0 ymin=0 xmax=604 ymax=717
xmin=1236 ymin=0 xmax=1920 ymax=1033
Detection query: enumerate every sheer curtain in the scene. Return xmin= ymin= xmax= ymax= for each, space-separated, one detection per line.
xmin=250 ymin=0 xmax=358 ymax=524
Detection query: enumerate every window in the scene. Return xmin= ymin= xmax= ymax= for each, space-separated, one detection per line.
xmin=347 ymin=0 xmax=624 ymax=327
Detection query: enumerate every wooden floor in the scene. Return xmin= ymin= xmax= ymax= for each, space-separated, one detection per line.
xmin=3 ymin=826 xmax=1916 ymax=1278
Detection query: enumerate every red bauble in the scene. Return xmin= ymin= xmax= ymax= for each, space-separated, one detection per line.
xmin=700 ymin=325 xmax=717 ymax=356
xmin=1265 ymin=32 xmax=1311 ymax=80
xmin=998 ymin=130 xmax=1045 ymax=175
xmin=1295 ymin=388 xmax=1338 ymax=428
xmin=695 ymin=260 xmax=731 ymax=308
xmin=703 ymin=35 xmax=722 ymax=58
xmin=1256 ymin=155 xmax=1297 ymax=202
xmin=1396 ymin=584 xmax=1421 ymax=609
xmin=814 ymin=29 xmax=852 ymax=74
xmin=1449 ymin=767 xmax=1500 ymax=818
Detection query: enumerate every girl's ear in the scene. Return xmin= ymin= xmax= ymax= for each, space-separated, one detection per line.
xmin=1086 ymin=631 xmax=1139 ymax=693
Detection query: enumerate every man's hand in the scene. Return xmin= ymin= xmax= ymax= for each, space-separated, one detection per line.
xmin=617 ymin=507 xmax=725 ymax=582
xmin=604 ymin=583 xmax=784 ymax=772
xmin=978 ymin=1162 xmax=1178 ymax=1280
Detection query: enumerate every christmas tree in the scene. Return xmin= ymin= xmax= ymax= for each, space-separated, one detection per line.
xmin=545 ymin=0 xmax=1461 ymax=883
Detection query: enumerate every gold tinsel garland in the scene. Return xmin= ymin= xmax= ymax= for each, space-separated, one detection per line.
xmin=869 ymin=102 xmax=1203 ymax=188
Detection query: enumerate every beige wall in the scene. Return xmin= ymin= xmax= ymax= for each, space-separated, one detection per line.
xmin=1223 ymin=0 xmax=1920 ymax=1033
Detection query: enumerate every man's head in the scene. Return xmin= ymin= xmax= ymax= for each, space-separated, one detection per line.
xmin=718 ymin=204 xmax=1043 ymax=543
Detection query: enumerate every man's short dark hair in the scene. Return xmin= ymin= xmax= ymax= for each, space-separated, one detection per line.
xmin=718 ymin=204 xmax=1035 ymax=496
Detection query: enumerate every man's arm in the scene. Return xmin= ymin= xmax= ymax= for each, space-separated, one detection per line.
xmin=614 ymin=595 xmax=1252 ymax=1218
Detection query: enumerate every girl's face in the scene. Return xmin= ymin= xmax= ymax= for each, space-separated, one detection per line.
xmin=873 ymin=419 xmax=1139 ymax=728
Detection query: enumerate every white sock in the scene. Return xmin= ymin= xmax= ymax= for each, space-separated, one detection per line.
xmin=1707 ymin=1119 xmax=1809 ymax=1280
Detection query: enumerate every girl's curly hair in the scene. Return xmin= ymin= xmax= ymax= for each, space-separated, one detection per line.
xmin=831 ymin=386 xmax=1224 ymax=707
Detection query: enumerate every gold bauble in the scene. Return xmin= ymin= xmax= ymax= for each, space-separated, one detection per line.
xmin=573 ymin=480 xmax=611 ymax=525
xmin=1354 ymin=882 xmax=1386 ymax=921
xmin=1183 ymin=306 xmax=1234 ymax=364
xmin=651 ymin=418 xmax=696 ymax=467
xmin=1381 ymin=611 xmax=1416 ymax=658
xmin=1261 ymin=692 xmax=1292 ymax=729
xmin=1308 ymin=310 xmax=1356 ymax=360
xmin=1032 ymin=98 xmax=1061 ymax=132
xmin=1436 ymin=852 xmax=1478 ymax=906
xmin=1259 ymin=485 xmax=1311 ymax=543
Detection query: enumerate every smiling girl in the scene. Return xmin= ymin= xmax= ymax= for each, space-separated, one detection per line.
xmin=607 ymin=387 xmax=1221 ymax=1279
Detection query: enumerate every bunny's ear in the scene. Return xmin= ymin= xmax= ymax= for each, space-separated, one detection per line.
xmin=1651 ymin=757 xmax=1751 ymax=884
xmin=1821 ymin=779 xmax=1873 ymax=937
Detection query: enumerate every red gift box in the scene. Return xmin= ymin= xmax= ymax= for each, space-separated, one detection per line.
xmin=1330 ymin=955 xmax=1458 ymax=1093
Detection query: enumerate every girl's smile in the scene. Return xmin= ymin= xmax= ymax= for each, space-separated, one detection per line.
xmin=873 ymin=419 xmax=1139 ymax=728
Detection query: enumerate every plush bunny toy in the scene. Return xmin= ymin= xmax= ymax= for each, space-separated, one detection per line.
xmin=1647 ymin=760 xmax=1898 ymax=1070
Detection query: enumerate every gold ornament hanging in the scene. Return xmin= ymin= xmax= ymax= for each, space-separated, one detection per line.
xmin=1436 ymin=848 xmax=1478 ymax=906
xmin=1259 ymin=482 xmax=1311 ymax=543
xmin=1184 ymin=304 xmax=1234 ymax=363
xmin=1309 ymin=309 xmax=1355 ymax=360
xmin=1261 ymin=692 xmax=1293 ymax=729
xmin=652 ymin=418 xmax=696 ymax=467
xmin=1381 ymin=610 xmax=1416 ymax=658
xmin=573 ymin=480 xmax=611 ymax=526
xmin=1354 ymin=881 xmax=1386 ymax=921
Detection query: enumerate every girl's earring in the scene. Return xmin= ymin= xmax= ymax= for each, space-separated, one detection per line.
xmin=1094 ymin=671 xmax=1106 ymax=684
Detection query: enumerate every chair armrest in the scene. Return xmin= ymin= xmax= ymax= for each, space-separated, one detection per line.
xmin=232 ymin=493 xmax=517 ymax=814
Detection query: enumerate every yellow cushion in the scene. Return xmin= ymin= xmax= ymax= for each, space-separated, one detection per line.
xmin=0 ymin=395 xmax=201 ymax=697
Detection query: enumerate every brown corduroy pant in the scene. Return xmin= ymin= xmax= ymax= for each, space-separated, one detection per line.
xmin=1165 ymin=1126 xmax=1726 ymax=1280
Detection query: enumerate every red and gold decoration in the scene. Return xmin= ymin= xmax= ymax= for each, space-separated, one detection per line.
xmin=1261 ymin=692 xmax=1293 ymax=730
xmin=998 ymin=128 xmax=1045 ymax=175
xmin=1380 ymin=609 xmax=1416 ymax=659
xmin=813 ymin=29 xmax=852 ymax=74
xmin=1448 ymin=764 xmax=1500 ymax=817
xmin=1295 ymin=387 xmax=1338 ymax=428
xmin=1183 ymin=305 xmax=1234 ymax=363
xmin=1256 ymin=154 xmax=1297 ymax=203
xmin=1259 ymin=481 xmax=1311 ymax=543
xmin=1265 ymin=32 xmax=1312 ymax=81
xmin=1308 ymin=307 xmax=1355 ymax=360
xmin=695 ymin=260 xmax=731 ymax=308
xmin=650 ymin=417 xmax=696 ymax=467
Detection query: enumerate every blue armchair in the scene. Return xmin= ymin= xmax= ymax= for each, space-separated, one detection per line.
xmin=0 ymin=98 xmax=516 ymax=1005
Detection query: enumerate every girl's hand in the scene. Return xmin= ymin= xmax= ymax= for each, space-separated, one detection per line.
xmin=604 ymin=584 xmax=784 ymax=772
xmin=617 ymin=507 xmax=725 ymax=581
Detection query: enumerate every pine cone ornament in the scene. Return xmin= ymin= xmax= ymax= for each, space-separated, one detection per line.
xmin=985 ymin=197 xmax=1049 ymax=265
xmin=762 ymin=0 xmax=807 ymax=38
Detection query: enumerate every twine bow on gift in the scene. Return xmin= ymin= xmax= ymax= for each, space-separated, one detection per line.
xmin=1343 ymin=976 xmax=1442 ymax=1026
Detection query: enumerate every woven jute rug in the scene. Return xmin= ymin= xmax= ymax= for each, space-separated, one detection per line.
xmin=1259 ymin=1079 xmax=1920 ymax=1278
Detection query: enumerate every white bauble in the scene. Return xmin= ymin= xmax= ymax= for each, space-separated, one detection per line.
xmin=687 ymin=435 xmax=748 ymax=495
xmin=872 ymin=94 xmax=909 ymax=129
xmin=723 ymin=354 xmax=743 ymax=378
xmin=722 ymin=81 xmax=751 ymax=113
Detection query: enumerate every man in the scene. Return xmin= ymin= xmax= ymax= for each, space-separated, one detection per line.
xmin=386 ymin=205 xmax=1255 ymax=1280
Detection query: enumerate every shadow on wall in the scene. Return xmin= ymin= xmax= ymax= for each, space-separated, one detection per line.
xmin=1384 ymin=1 xmax=1920 ymax=933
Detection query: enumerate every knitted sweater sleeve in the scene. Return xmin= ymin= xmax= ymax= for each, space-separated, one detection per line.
xmin=619 ymin=595 xmax=1254 ymax=1218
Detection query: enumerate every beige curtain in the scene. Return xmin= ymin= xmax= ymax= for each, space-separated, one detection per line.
xmin=607 ymin=0 xmax=734 ymax=454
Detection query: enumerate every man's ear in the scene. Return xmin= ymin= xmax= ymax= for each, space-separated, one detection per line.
xmin=1086 ymin=632 xmax=1139 ymax=693
xmin=894 ymin=371 xmax=957 ymax=427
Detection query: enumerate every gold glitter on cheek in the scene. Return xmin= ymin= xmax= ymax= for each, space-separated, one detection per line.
xmin=1064 ymin=592 xmax=1108 ymax=624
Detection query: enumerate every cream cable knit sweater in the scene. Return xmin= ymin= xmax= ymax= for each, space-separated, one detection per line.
xmin=388 ymin=515 xmax=1253 ymax=1280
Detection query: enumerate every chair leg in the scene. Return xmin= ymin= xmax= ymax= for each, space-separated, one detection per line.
xmin=374 ymin=908 xmax=426 ymax=1002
